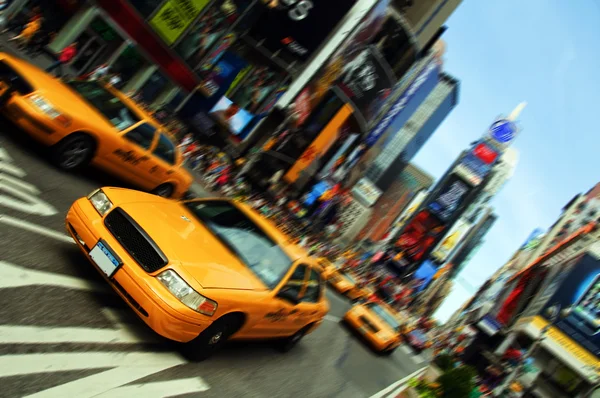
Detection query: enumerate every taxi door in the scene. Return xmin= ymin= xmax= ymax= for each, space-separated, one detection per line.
xmin=256 ymin=262 xmax=311 ymax=338
xmin=145 ymin=132 xmax=180 ymax=187
xmin=110 ymin=122 xmax=162 ymax=189
xmin=295 ymin=267 xmax=327 ymax=327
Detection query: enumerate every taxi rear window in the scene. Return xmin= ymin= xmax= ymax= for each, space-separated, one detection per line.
xmin=185 ymin=201 xmax=292 ymax=289
xmin=67 ymin=81 xmax=140 ymax=130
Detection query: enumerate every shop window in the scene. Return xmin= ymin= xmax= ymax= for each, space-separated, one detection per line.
xmin=128 ymin=0 xmax=165 ymax=19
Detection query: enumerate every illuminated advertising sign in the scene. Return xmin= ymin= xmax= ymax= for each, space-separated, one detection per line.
xmin=428 ymin=175 xmax=473 ymax=222
xmin=454 ymin=141 xmax=500 ymax=187
xmin=248 ymin=0 xmax=358 ymax=62
xmin=430 ymin=219 xmax=472 ymax=264
xmin=352 ymin=177 xmax=383 ymax=207
xmin=290 ymin=0 xmax=389 ymax=125
xmin=336 ymin=46 xmax=395 ymax=123
xmin=394 ymin=210 xmax=445 ymax=268
xmin=366 ymin=60 xmax=439 ymax=147
xmin=489 ymin=119 xmax=517 ymax=145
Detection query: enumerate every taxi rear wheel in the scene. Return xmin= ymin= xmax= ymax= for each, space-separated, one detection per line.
xmin=151 ymin=183 xmax=174 ymax=198
xmin=276 ymin=324 xmax=311 ymax=353
xmin=52 ymin=133 xmax=96 ymax=171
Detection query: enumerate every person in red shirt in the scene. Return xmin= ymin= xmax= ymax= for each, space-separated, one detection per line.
xmin=46 ymin=42 xmax=78 ymax=77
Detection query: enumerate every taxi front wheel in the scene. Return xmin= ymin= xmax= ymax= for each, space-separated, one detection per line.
xmin=151 ymin=183 xmax=174 ymax=198
xmin=184 ymin=316 xmax=241 ymax=361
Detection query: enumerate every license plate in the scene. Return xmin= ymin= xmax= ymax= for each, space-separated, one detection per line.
xmin=89 ymin=240 xmax=122 ymax=278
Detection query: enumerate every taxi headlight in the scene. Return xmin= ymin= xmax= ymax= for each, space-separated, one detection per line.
xmin=88 ymin=189 xmax=113 ymax=216
xmin=29 ymin=94 xmax=71 ymax=126
xmin=157 ymin=270 xmax=217 ymax=316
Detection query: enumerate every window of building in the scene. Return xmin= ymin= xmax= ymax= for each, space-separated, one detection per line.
xmin=139 ymin=71 xmax=170 ymax=104
xmin=110 ymin=45 xmax=148 ymax=86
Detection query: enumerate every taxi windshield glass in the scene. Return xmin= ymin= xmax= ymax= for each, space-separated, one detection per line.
xmin=67 ymin=81 xmax=140 ymax=130
xmin=185 ymin=201 xmax=292 ymax=289
xmin=368 ymin=303 xmax=401 ymax=329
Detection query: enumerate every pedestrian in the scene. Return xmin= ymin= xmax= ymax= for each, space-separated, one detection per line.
xmin=45 ymin=41 xmax=78 ymax=77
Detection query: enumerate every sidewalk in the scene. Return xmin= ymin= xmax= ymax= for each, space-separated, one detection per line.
xmin=0 ymin=33 xmax=63 ymax=72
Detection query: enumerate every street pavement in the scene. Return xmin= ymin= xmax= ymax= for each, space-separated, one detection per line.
xmin=0 ymin=87 xmax=428 ymax=398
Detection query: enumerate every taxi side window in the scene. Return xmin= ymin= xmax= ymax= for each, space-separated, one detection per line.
xmin=302 ymin=268 xmax=322 ymax=303
xmin=124 ymin=123 xmax=156 ymax=150
xmin=153 ymin=134 xmax=176 ymax=165
xmin=280 ymin=265 xmax=308 ymax=299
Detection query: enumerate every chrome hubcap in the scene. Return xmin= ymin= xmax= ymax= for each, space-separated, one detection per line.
xmin=209 ymin=332 xmax=223 ymax=345
xmin=62 ymin=141 xmax=89 ymax=168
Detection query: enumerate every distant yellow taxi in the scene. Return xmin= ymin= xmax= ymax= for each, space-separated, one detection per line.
xmin=0 ymin=52 xmax=192 ymax=198
xmin=317 ymin=257 xmax=342 ymax=280
xmin=343 ymin=300 xmax=403 ymax=355
xmin=328 ymin=270 xmax=371 ymax=301
xmin=66 ymin=188 xmax=329 ymax=360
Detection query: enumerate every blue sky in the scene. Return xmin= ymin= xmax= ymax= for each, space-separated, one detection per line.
xmin=412 ymin=0 xmax=600 ymax=322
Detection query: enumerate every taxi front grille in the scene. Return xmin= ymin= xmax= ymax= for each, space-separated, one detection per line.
xmin=104 ymin=208 xmax=168 ymax=273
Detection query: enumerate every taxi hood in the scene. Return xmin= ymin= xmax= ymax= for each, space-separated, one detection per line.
xmin=117 ymin=200 xmax=268 ymax=291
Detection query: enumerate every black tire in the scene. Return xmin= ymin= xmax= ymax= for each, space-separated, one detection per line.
xmin=52 ymin=133 xmax=95 ymax=171
xmin=185 ymin=316 xmax=240 ymax=361
xmin=276 ymin=324 xmax=311 ymax=353
xmin=151 ymin=183 xmax=175 ymax=198
xmin=379 ymin=347 xmax=396 ymax=356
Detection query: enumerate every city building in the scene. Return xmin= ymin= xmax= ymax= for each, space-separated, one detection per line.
xmin=355 ymin=164 xmax=434 ymax=242
xmin=386 ymin=105 xmax=525 ymax=280
xmin=337 ymin=72 xmax=460 ymax=242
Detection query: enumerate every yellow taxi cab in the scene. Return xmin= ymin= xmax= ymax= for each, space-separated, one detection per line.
xmin=343 ymin=300 xmax=403 ymax=355
xmin=316 ymin=257 xmax=341 ymax=280
xmin=0 ymin=52 xmax=192 ymax=198
xmin=66 ymin=188 xmax=329 ymax=360
xmin=328 ymin=270 xmax=371 ymax=301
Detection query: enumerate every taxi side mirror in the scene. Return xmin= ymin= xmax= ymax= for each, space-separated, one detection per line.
xmin=277 ymin=289 xmax=300 ymax=305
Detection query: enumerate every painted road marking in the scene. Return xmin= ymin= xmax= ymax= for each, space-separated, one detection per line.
xmin=0 ymin=261 xmax=106 ymax=291
xmin=94 ymin=378 xmax=210 ymax=398
xmin=0 ymin=146 xmax=58 ymax=216
xmin=0 ymin=324 xmax=157 ymax=345
xmin=0 ymin=215 xmax=73 ymax=244
xmin=369 ymin=366 xmax=427 ymax=398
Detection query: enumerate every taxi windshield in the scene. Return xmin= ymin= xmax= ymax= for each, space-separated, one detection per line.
xmin=184 ymin=201 xmax=292 ymax=289
xmin=67 ymin=81 xmax=140 ymax=130
xmin=367 ymin=303 xmax=401 ymax=329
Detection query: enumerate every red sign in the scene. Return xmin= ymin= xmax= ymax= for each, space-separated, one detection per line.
xmin=473 ymin=143 xmax=498 ymax=164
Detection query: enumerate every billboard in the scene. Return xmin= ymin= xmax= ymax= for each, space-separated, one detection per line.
xmin=150 ymin=0 xmax=211 ymax=45
xmin=381 ymin=190 xmax=428 ymax=244
xmin=454 ymin=141 xmax=500 ymax=186
xmin=428 ymin=174 xmax=474 ymax=222
xmin=430 ymin=218 xmax=472 ymax=264
xmin=365 ymin=59 xmax=439 ymax=148
xmin=488 ymin=118 xmax=518 ymax=147
xmin=352 ymin=177 xmax=384 ymax=207
xmin=290 ymin=0 xmax=390 ymax=125
xmin=394 ymin=209 xmax=445 ymax=268
xmin=247 ymin=0 xmax=358 ymax=62
xmin=539 ymin=248 xmax=600 ymax=358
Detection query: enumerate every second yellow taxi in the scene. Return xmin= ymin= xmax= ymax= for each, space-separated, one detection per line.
xmin=0 ymin=52 xmax=192 ymax=198
xmin=343 ymin=300 xmax=403 ymax=355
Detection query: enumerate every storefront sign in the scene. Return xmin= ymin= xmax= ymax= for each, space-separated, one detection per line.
xmin=351 ymin=177 xmax=383 ymax=207
xmin=150 ymin=0 xmax=211 ymax=45
xmin=477 ymin=314 xmax=503 ymax=336
xmin=454 ymin=141 xmax=500 ymax=187
xmin=365 ymin=60 xmax=439 ymax=147
xmin=248 ymin=0 xmax=358 ymax=61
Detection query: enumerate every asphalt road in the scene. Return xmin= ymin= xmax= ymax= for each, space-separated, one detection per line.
xmin=0 ymin=117 xmax=428 ymax=397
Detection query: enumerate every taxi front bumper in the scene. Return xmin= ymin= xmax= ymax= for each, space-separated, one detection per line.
xmin=65 ymin=198 xmax=212 ymax=343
